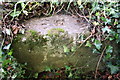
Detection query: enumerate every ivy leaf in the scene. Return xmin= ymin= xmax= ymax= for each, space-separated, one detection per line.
xmin=112 ymin=13 xmax=119 ymax=18
xmin=117 ymin=24 xmax=120 ymax=33
xmin=105 ymin=19 xmax=111 ymax=25
xmin=8 ymin=50 xmax=13 ymax=56
xmin=85 ymin=41 xmax=92 ymax=47
xmin=23 ymin=10 xmax=28 ymax=15
xmin=93 ymin=21 xmax=99 ymax=26
xmin=3 ymin=44 xmax=11 ymax=50
xmin=65 ymin=66 xmax=71 ymax=70
xmin=100 ymin=17 xmax=107 ymax=22
xmin=77 ymin=0 xmax=81 ymax=5
xmin=2 ymin=59 xmax=11 ymax=66
xmin=95 ymin=12 xmax=100 ymax=16
xmin=105 ymin=53 xmax=111 ymax=59
xmin=94 ymin=40 xmax=102 ymax=50
xmin=92 ymin=2 xmax=100 ymax=12
xmin=114 ymin=21 xmax=118 ymax=25
xmin=68 ymin=72 xmax=73 ymax=78
xmin=63 ymin=45 xmax=70 ymax=53
xmin=79 ymin=5 xmax=83 ymax=9
xmin=71 ymin=46 xmax=76 ymax=52
xmin=109 ymin=37 xmax=114 ymax=41
xmin=10 ymin=11 xmax=21 ymax=17
xmin=110 ymin=8 xmax=115 ymax=14
xmin=102 ymin=26 xmax=111 ymax=33
xmin=106 ymin=45 xmax=113 ymax=53
xmin=45 ymin=67 xmax=51 ymax=71
xmin=93 ymin=49 xmax=100 ymax=54
xmin=117 ymin=24 xmax=120 ymax=28
xmin=107 ymin=64 xmax=119 ymax=74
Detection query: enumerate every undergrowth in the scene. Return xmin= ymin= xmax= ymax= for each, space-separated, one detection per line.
xmin=0 ymin=0 xmax=120 ymax=79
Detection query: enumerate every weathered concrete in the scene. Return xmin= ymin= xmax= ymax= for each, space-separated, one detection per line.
xmin=24 ymin=14 xmax=90 ymax=37
xmin=12 ymin=14 xmax=103 ymax=73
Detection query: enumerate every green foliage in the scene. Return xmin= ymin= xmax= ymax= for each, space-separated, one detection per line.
xmin=102 ymin=26 xmax=111 ymax=33
xmin=10 ymin=1 xmax=29 ymax=19
xmin=106 ymin=45 xmax=113 ymax=53
xmin=63 ymin=45 xmax=70 ymax=53
xmin=45 ymin=66 xmax=52 ymax=72
xmin=104 ymin=45 xmax=113 ymax=59
xmin=47 ymin=28 xmax=65 ymax=36
xmin=27 ymin=30 xmax=38 ymax=36
xmin=93 ymin=48 xmax=100 ymax=54
xmin=0 ymin=49 xmax=2 ymax=62
xmin=2 ymin=50 xmax=26 ymax=78
xmin=71 ymin=46 xmax=76 ymax=52
xmin=65 ymin=66 xmax=73 ymax=78
xmin=85 ymin=41 xmax=92 ymax=47
xmin=3 ymin=1 xmax=120 ymax=78
xmin=90 ymin=2 xmax=120 ymax=74
xmin=10 ymin=11 xmax=21 ymax=17
xmin=94 ymin=40 xmax=102 ymax=50
xmin=107 ymin=63 xmax=119 ymax=74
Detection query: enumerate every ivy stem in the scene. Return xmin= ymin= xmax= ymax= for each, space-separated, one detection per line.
xmin=95 ymin=46 xmax=107 ymax=79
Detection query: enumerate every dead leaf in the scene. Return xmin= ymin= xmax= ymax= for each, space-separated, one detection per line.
xmin=5 ymin=41 xmax=9 ymax=45
xmin=7 ymin=66 xmax=12 ymax=71
xmin=0 ymin=20 xmax=2 ymax=25
xmin=13 ymin=27 xmax=19 ymax=35
xmin=12 ymin=25 xmax=17 ymax=31
xmin=5 ymin=28 xmax=11 ymax=35
xmin=12 ymin=25 xmax=20 ymax=35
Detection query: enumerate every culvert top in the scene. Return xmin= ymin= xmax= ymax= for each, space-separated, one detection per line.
xmin=12 ymin=14 xmax=102 ymax=73
xmin=24 ymin=14 xmax=90 ymax=37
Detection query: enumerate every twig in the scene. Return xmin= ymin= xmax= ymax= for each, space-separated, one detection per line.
xmin=94 ymin=46 xmax=106 ymax=79
xmin=3 ymin=10 xmax=13 ymax=26
xmin=74 ymin=9 xmax=90 ymax=23
xmin=0 ymin=36 xmax=5 ymax=50
xmin=43 ymin=2 xmax=53 ymax=16
xmin=53 ymin=4 xmax=64 ymax=15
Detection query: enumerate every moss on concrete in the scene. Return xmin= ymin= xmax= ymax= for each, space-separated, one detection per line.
xmin=47 ymin=28 xmax=65 ymax=36
xmin=12 ymin=30 xmax=102 ymax=73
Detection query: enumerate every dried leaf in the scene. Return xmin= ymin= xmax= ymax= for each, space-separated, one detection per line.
xmin=13 ymin=27 xmax=20 ymax=35
xmin=0 ymin=20 xmax=2 ymax=25
xmin=12 ymin=25 xmax=17 ymax=31
xmin=5 ymin=28 xmax=11 ymax=35
xmin=7 ymin=66 xmax=12 ymax=71
xmin=5 ymin=41 xmax=9 ymax=45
